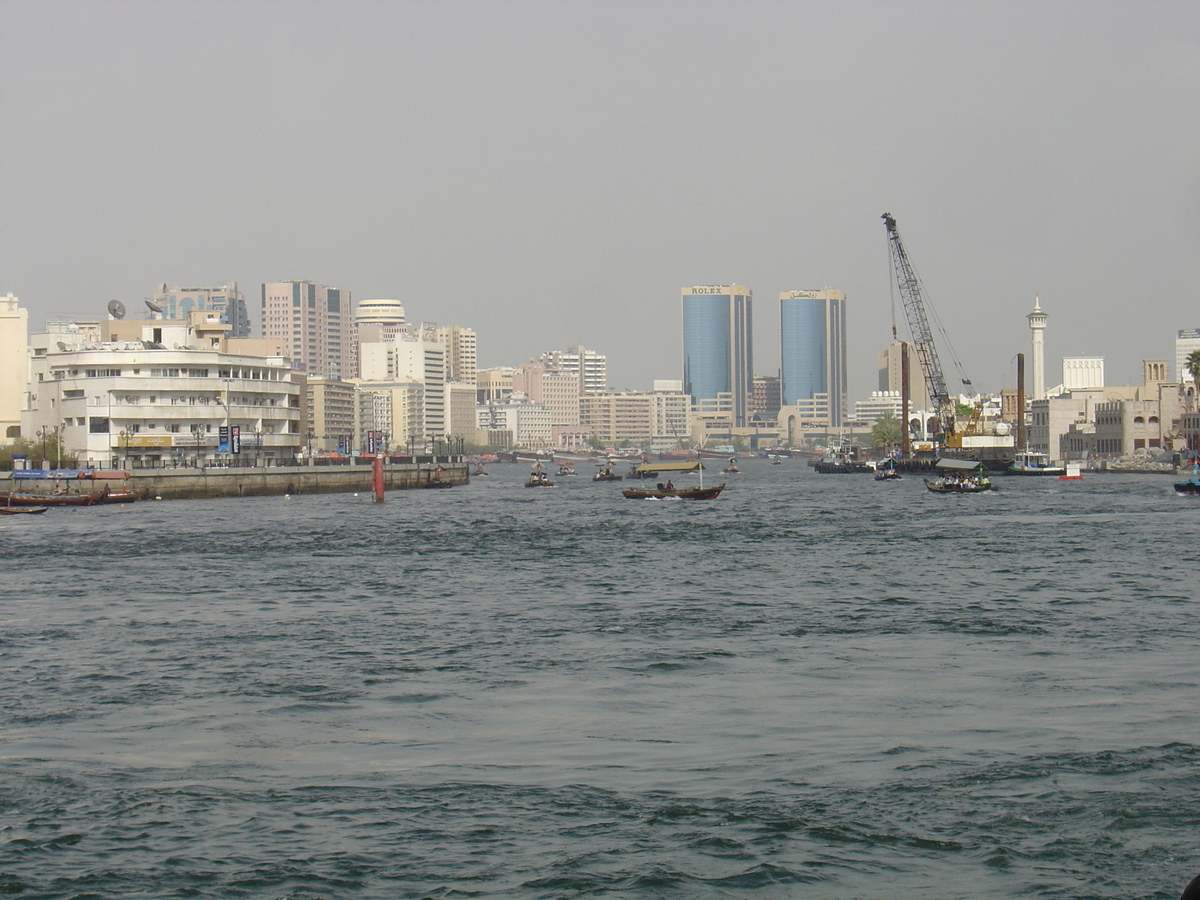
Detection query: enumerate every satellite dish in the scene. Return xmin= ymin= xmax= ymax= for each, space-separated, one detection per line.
xmin=108 ymin=299 xmax=126 ymax=319
xmin=145 ymin=299 xmax=164 ymax=314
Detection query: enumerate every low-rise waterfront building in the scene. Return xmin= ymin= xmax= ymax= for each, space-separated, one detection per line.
xmin=24 ymin=320 xmax=302 ymax=468
xmin=476 ymin=396 xmax=551 ymax=448
xmin=580 ymin=389 xmax=690 ymax=452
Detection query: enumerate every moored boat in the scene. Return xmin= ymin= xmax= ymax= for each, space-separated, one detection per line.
xmin=6 ymin=491 xmax=98 ymax=507
xmin=1008 ymin=450 xmax=1066 ymax=476
xmin=0 ymin=505 xmax=48 ymax=515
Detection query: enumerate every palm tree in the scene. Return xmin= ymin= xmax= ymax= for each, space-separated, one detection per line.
xmin=871 ymin=411 xmax=902 ymax=449
xmin=1187 ymin=349 xmax=1200 ymax=405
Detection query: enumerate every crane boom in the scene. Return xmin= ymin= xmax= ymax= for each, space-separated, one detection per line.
xmin=882 ymin=212 xmax=955 ymax=437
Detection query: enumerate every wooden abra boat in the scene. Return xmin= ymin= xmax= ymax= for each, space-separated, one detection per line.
xmin=923 ymin=458 xmax=995 ymax=493
xmin=622 ymin=484 xmax=725 ymax=500
xmin=6 ymin=491 xmax=98 ymax=506
xmin=0 ymin=505 xmax=49 ymax=514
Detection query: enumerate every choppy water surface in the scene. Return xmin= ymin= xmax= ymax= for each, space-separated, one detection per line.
xmin=2 ymin=462 xmax=1199 ymax=899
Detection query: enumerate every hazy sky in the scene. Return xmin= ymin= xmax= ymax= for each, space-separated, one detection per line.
xmin=2 ymin=0 xmax=1197 ymax=399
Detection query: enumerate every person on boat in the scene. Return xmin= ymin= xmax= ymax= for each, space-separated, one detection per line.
xmin=665 ymin=480 xmax=674 ymax=491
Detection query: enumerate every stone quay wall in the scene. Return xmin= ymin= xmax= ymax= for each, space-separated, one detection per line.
xmin=126 ymin=463 xmax=469 ymax=500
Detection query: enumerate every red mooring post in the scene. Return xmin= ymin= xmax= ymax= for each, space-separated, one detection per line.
xmin=373 ymin=453 xmax=385 ymax=503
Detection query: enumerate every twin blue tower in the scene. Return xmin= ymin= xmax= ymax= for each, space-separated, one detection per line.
xmin=682 ymin=286 xmax=847 ymax=428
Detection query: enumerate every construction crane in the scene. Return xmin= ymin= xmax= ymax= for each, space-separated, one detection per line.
xmin=882 ymin=212 xmax=957 ymax=438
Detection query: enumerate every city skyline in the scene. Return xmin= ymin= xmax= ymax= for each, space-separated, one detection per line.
xmin=2 ymin=2 xmax=1197 ymax=400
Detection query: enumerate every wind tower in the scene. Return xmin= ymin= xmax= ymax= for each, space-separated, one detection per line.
xmin=1027 ymin=296 xmax=1047 ymax=400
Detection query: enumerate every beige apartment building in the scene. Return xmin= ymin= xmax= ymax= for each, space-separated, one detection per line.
xmin=262 ymin=280 xmax=352 ymax=379
xmin=306 ymin=377 xmax=357 ymax=453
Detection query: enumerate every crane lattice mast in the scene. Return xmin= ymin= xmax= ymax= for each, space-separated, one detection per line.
xmin=882 ymin=212 xmax=955 ymax=437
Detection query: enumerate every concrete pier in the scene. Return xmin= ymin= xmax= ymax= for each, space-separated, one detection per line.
xmin=124 ymin=462 xmax=469 ymax=500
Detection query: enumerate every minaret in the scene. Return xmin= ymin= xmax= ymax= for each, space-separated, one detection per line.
xmin=1027 ymin=296 xmax=1047 ymax=400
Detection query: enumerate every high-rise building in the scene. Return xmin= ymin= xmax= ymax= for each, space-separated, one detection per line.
xmin=0 ymin=293 xmax=28 ymax=438
xmin=538 ymin=345 xmax=607 ymax=395
xmin=305 ymin=376 xmax=357 ymax=453
xmin=681 ymin=285 xmax=753 ymax=427
xmin=780 ymin=289 xmax=846 ymax=427
xmin=358 ymin=333 xmax=447 ymax=441
xmin=878 ymin=340 xmax=931 ymax=411
xmin=434 ymin=324 xmax=478 ymax=385
xmin=262 ymin=280 xmax=352 ymax=379
xmin=150 ymin=282 xmax=251 ymax=338
xmin=1176 ymin=329 xmax=1200 ymax=385
xmin=512 ymin=363 xmax=580 ymax=427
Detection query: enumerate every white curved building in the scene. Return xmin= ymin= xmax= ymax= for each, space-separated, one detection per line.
xmin=25 ymin=323 xmax=302 ymax=468
xmin=355 ymin=298 xmax=406 ymax=340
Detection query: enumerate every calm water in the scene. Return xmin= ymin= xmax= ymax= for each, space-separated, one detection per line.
xmin=2 ymin=462 xmax=1199 ymax=899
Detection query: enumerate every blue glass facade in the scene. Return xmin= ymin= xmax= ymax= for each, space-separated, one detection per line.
xmin=780 ymin=290 xmax=847 ymax=426
xmin=682 ymin=286 xmax=753 ymax=427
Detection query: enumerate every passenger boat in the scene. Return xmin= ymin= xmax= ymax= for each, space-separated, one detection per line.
xmin=923 ymin=458 xmax=995 ymax=493
xmin=722 ymin=457 xmax=739 ymax=474
xmin=874 ymin=459 xmax=902 ymax=481
xmin=592 ymin=459 xmax=622 ymax=482
xmin=556 ymin=462 xmax=577 ymax=476
xmin=0 ymin=505 xmax=48 ymax=515
xmin=622 ymin=484 xmax=725 ymax=500
xmin=621 ymin=461 xmax=724 ymax=500
xmin=526 ymin=463 xmax=554 ymax=487
xmin=1008 ymin=450 xmax=1066 ymax=476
